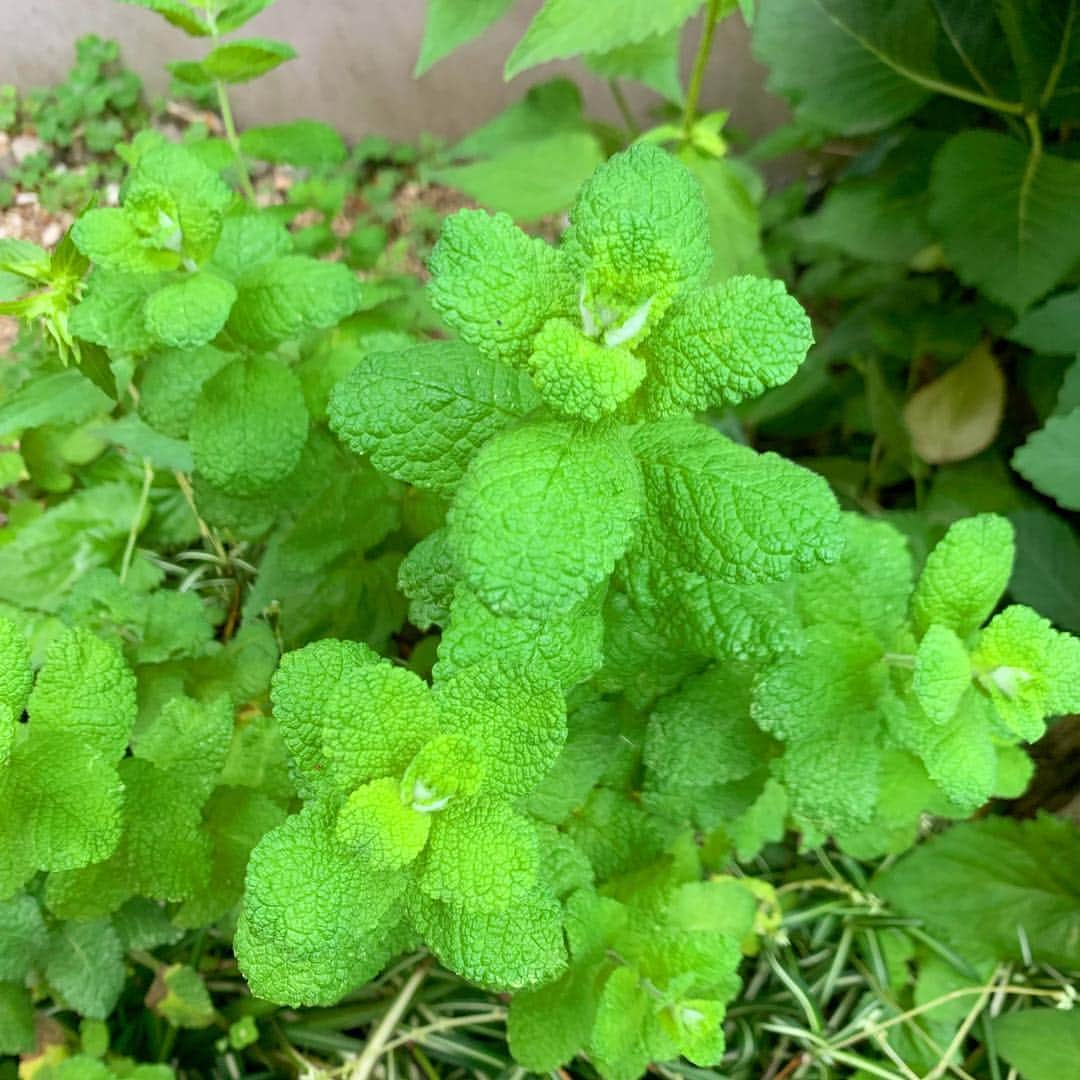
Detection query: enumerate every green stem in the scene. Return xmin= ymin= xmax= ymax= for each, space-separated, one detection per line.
xmin=216 ymin=80 xmax=257 ymax=204
xmin=682 ymin=0 xmax=722 ymax=139
xmin=609 ymin=79 xmax=639 ymax=138
xmin=120 ymin=459 xmax=154 ymax=584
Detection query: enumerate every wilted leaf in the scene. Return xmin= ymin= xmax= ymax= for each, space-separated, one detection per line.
xmin=903 ymin=344 xmax=1005 ymax=464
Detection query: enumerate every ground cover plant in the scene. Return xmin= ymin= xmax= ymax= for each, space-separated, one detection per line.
xmin=1 ymin=1 xmax=1078 ymax=1078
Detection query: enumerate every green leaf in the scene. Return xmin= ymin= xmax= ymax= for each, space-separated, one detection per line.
xmin=435 ymin=660 xmax=568 ymax=797
xmin=930 ymin=133 xmax=1080 ymax=312
xmin=1009 ymin=289 xmax=1080 ymax=354
xmin=683 ymin=153 xmax=763 ymax=283
xmin=0 ymin=982 xmax=34 ymax=1055
xmin=328 ymin=341 xmax=539 ymax=496
xmin=209 ymin=214 xmax=293 ymax=281
xmin=44 ymin=919 xmax=125 ymax=1019
xmin=29 ymin=628 xmax=136 ymax=759
xmin=144 ymin=271 xmax=237 ymax=349
xmin=238 ymin=120 xmax=347 ymax=168
xmin=138 ymin=345 xmax=232 ymax=438
xmin=992 ymin=1008 xmax=1080 ymax=1080
xmin=876 ymin=815 xmax=1080 ymax=968
xmin=585 ymin=27 xmax=684 ymax=101
xmin=99 ymin=414 xmax=194 ymax=472
xmin=640 ymin=274 xmax=812 ymax=417
xmin=415 ymin=0 xmax=515 ymax=76
xmin=911 ymin=513 xmax=1015 ymax=638
xmin=590 ymin=966 xmax=650 ymax=1080
xmin=508 ymin=966 xmax=599 ymax=1073
xmin=119 ymin=0 xmax=211 ymax=35
xmin=235 ymin=804 xmax=406 ymax=1006
xmin=432 ymin=131 xmax=606 ymax=222
xmin=72 ymin=209 xmax=177 ymax=275
xmin=190 ymin=356 xmax=309 ymax=496
xmin=903 ymin=343 xmax=1006 ymax=464
xmin=419 ymin=800 xmax=540 ymax=910
xmin=216 ymin=0 xmax=276 ymax=33
xmin=506 ymin=0 xmax=704 ymax=79
xmin=448 ymin=420 xmax=644 ymax=617
xmin=1013 ymin=406 xmax=1080 ymax=510
xmin=428 ymin=209 xmax=576 ymax=365
xmin=632 ymin=419 xmax=842 ymax=585
xmin=913 ymin=624 xmax=970 ymax=723
xmin=147 ymin=964 xmax=215 ymax=1029
xmin=70 ymin=271 xmax=161 ymax=353
xmin=408 ymin=887 xmax=567 ymax=991
xmin=226 ymin=255 xmax=360 ymax=349
xmin=0 ymin=893 xmax=47 ymax=982
xmin=753 ymin=0 xmax=934 ymax=134
xmin=1009 ymin=508 xmax=1080 ymax=633
xmin=186 ymin=38 xmax=297 ymax=85
xmin=0 ymin=368 xmax=111 ymax=437
xmin=0 ymin=483 xmax=142 ymax=612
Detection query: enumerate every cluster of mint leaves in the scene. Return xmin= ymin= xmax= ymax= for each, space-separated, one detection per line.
xmin=2 ymin=1 xmax=1080 ymax=1073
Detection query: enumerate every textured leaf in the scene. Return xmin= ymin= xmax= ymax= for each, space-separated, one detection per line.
xmin=640 ymin=274 xmax=813 ymax=416
xmin=428 ymin=209 xmax=576 ymax=365
xmin=448 ymin=420 xmax=644 ymax=617
xmin=144 ymin=271 xmax=237 ymax=349
xmin=28 ymin=628 xmax=136 ymax=759
xmin=190 ymin=356 xmax=309 ymax=496
xmin=911 ymin=514 xmax=1015 ymax=638
xmin=236 ymin=805 xmax=406 ymax=1006
xmin=930 ymin=133 xmax=1080 ymax=312
xmin=178 ymin=38 xmax=297 ymax=85
xmin=435 ymin=661 xmax=567 ymax=797
xmin=329 ymin=341 xmax=538 ymax=495
xmin=226 ymin=255 xmax=360 ymax=348
xmin=119 ymin=0 xmax=211 ymax=35
xmin=632 ymin=419 xmax=842 ymax=585
xmin=69 ymin=271 xmax=160 ymax=353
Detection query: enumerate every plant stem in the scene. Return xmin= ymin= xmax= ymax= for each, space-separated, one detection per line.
xmin=683 ymin=0 xmax=722 ymax=139
xmin=350 ymin=958 xmax=432 ymax=1080
xmin=609 ymin=79 xmax=639 ymax=138
xmin=120 ymin=459 xmax=154 ymax=583
xmin=216 ymin=80 xmax=257 ymax=203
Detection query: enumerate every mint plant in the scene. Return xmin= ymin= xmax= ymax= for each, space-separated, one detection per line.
xmin=3 ymin=2 xmax=1080 ymax=1076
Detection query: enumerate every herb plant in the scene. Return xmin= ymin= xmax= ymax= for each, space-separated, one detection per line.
xmin=1 ymin=2 xmax=1078 ymax=1078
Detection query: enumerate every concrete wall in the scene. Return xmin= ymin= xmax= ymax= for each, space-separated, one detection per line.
xmin=1 ymin=1 xmax=786 ymax=145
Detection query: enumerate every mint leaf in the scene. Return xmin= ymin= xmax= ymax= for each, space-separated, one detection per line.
xmin=632 ymin=419 xmax=842 ymax=585
xmin=448 ymin=420 xmax=644 ymax=617
xmin=144 ymin=271 xmax=237 ymax=349
xmin=329 ymin=341 xmax=538 ymax=496
xmin=190 ymin=356 xmax=309 ymax=497
xmin=226 ymin=255 xmax=360 ymax=349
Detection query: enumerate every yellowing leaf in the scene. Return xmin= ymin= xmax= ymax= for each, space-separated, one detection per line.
xmin=903 ymin=344 xmax=1005 ymax=464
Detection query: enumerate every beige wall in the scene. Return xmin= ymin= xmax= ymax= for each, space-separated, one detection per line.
xmin=1 ymin=1 xmax=786 ymax=144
